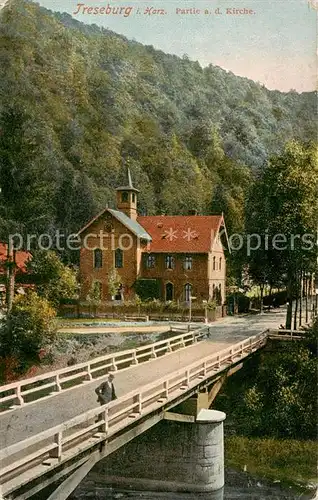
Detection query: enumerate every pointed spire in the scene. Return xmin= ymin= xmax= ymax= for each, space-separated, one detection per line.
xmin=127 ymin=167 xmax=133 ymax=188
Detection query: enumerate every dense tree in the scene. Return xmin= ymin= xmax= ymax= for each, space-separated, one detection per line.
xmin=0 ymin=0 xmax=315 ymax=240
xmin=0 ymin=291 xmax=56 ymax=381
xmin=244 ymin=141 xmax=318 ymax=326
xmin=0 ymin=107 xmax=54 ymax=310
xmin=27 ymin=251 xmax=78 ymax=307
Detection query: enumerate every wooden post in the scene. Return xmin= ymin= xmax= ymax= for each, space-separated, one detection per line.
xmin=15 ymin=385 xmax=24 ymax=406
xmin=50 ymin=431 xmax=62 ymax=461
xmin=55 ymin=374 xmax=62 ymax=392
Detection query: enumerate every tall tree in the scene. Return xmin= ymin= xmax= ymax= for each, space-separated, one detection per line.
xmin=0 ymin=107 xmax=54 ymax=310
xmin=245 ymin=141 xmax=318 ymax=327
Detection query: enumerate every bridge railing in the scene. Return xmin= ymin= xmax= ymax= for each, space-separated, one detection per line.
xmin=0 ymin=329 xmax=268 ymax=496
xmin=0 ymin=325 xmax=209 ymax=413
xmin=268 ymin=328 xmax=308 ymax=340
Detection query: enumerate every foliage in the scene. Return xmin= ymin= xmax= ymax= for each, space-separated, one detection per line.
xmin=0 ymin=291 xmax=56 ymax=381
xmin=263 ymin=289 xmax=287 ymax=306
xmin=0 ymin=0 xmax=315 ymax=260
xmin=216 ymin=322 xmax=318 ymax=440
xmin=27 ymin=251 xmax=79 ymax=306
xmin=244 ymin=141 xmax=318 ymax=325
xmin=86 ymin=281 xmax=102 ymax=307
xmin=225 ymin=436 xmax=317 ymax=487
xmin=0 ymin=106 xmax=54 ymax=238
xmin=108 ymin=269 xmax=122 ymax=298
xmin=134 ymin=278 xmax=161 ymax=301
xmin=227 ymin=292 xmax=250 ymax=313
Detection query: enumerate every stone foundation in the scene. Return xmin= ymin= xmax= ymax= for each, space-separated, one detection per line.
xmin=89 ymin=409 xmax=226 ymax=493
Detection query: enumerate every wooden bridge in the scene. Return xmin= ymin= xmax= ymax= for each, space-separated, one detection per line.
xmin=0 ymin=315 xmax=309 ymax=500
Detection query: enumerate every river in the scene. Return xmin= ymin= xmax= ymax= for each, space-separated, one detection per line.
xmin=70 ymin=469 xmax=314 ymax=500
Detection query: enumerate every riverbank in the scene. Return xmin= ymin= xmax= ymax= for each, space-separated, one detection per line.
xmin=225 ymin=436 xmax=317 ymax=494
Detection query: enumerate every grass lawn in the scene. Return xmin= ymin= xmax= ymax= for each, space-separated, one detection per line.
xmin=225 ymin=436 xmax=317 ymax=488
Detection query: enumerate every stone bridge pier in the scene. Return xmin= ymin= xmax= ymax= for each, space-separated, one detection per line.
xmin=83 ymin=409 xmax=226 ymax=496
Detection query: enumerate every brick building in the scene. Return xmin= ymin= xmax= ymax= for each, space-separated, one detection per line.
xmin=79 ymin=170 xmax=228 ymax=304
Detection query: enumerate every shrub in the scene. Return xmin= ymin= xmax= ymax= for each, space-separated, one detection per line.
xmin=0 ymin=291 xmax=57 ymax=382
xmin=28 ymin=251 xmax=79 ymax=306
xmin=227 ymin=292 xmax=250 ymax=313
xmin=134 ymin=279 xmax=161 ymax=301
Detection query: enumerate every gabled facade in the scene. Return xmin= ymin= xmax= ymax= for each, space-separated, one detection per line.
xmin=79 ymin=171 xmax=228 ymax=304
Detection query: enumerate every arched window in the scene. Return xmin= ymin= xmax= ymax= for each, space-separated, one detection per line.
xmin=219 ymin=257 xmax=222 ymax=271
xmin=217 ymin=284 xmax=222 ymax=305
xmin=94 ymin=248 xmax=102 ymax=269
xmin=184 ymin=255 xmax=192 ymax=270
xmin=213 ymin=256 xmax=216 ymax=270
xmin=165 ymin=255 xmax=175 ymax=269
xmin=165 ymin=282 xmax=174 ymax=301
xmin=184 ymin=283 xmax=192 ymax=302
xmin=115 ymin=248 xmax=123 ymax=268
xmin=121 ymin=191 xmax=128 ymax=203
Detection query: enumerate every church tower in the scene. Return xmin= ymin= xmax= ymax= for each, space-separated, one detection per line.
xmin=116 ymin=168 xmax=139 ymax=220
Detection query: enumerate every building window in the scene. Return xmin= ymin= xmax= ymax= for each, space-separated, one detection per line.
xmin=121 ymin=192 xmax=128 ymax=203
xmin=165 ymin=255 xmax=175 ymax=269
xmin=218 ymin=284 xmax=222 ymax=305
xmin=94 ymin=248 xmax=102 ymax=269
xmin=115 ymin=248 xmax=123 ymax=268
xmin=184 ymin=255 xmax=192 ymax=270
xmin=132 ymin=193 xmax=136 ymax=203
xmin=219 ymin=257 xmax=222 ymax=271
xmin=184 ymin=283 xmax=192 ymax=302
xmin=213 ymin=256 xmax=216 ymax=270
xmin=165 ymin=282 xmax=174 ymax=301
xmin=146 ymin=254 xmax=156 ymax=269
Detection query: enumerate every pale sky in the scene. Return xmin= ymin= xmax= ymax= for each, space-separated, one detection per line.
xmin=38 ymin=0 xmax=317 ymax=92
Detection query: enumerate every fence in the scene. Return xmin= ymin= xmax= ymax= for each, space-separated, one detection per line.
xmin=0 ymin=330 xmax=268 ymax=497
xmin=58 ymin=303 xmax=226 ymax=322
xmin=0 ymin=326 xmax=209 ymax=413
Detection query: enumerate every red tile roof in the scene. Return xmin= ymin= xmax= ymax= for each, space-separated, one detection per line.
xmin=0 ymin=243 xmax=31 ymax=273
xmin=137 ymin=215 xmax=224 ymax=253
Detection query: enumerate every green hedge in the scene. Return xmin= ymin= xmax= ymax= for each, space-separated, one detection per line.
xmin=227 ymin=292 xmax=250 ymax=313
xmin=133 ymin=279 xmax=161 ymax=301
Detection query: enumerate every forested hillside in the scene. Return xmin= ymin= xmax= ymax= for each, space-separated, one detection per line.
xmin=0 ymin=0 xmax=316 ymax=236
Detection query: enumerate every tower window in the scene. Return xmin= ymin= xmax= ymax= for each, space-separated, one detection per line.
xmin=184 ymin=283 xmax=192 ymax=302
xmin=213 ymin=256 xmax=216 ymax=270
xmin=115 ymin=248 xmax=123 ymax=268
xmin=132 ymin=193 xmax=136 ymax=203
xmin=219 ymin=257 xmax=222 ymax=271
xmin=165 ymin=255 xmax=175 ymax=269
xmin=146 ymin=254 xmax=156 ymax=268
xmin=94 ymin=249 xmax=102 ymax=269
xmin=184 ymin=256 xmax=192 ymax=270
xmin=121 ymin=192 xmax=128 ymax=203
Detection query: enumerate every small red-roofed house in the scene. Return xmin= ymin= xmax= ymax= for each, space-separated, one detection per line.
xmin=78 ymin=170 xmax=228 ymax=304
xmin=0 ymin=243 xmax=32 ymax=303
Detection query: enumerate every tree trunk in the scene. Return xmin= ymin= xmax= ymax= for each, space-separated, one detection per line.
xmin=260 ymin=285 xmax=264 ymax=314
xmin=305 ymin=276 xmax=308 ymax=324
xmin=6 ymin=248 xmax=16 ymax=314
xmin=293 ymin=295 xmax=298 ymax=330
xmin=285 ymin=278 xmax=293 ymax=330
xmin=299 ymin=271 xmax=302 ymax=327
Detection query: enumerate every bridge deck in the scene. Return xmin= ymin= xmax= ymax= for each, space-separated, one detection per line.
xmin=0 ymin=309 xmax=287 ymax=451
